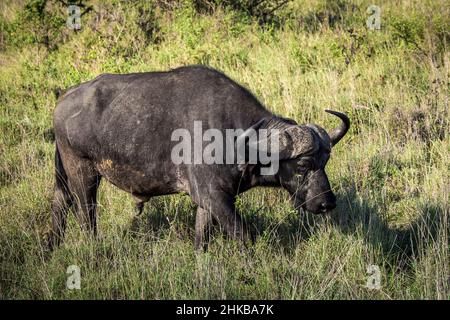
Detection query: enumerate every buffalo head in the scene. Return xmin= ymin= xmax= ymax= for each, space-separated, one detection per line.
xmin=276 ymin=110 xmax=350 ymax=214
xmin=241 ymin=110 xmax=350 ymax=214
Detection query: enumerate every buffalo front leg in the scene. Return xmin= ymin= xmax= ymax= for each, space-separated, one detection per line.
xmin=202 ymin=191 xmax=253 ymax=246
xmin=195 ymin=207 xmax=213 ymax=251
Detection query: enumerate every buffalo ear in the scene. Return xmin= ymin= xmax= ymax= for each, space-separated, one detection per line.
xmin=235 ymin=118 xmax=267 ymax=172
xmin=257 ymin=125 xmax=317 ymax=160
xmin=235 ymin=118 xmax=266 ymax=147
xmin=235 ymin=119 xmax=318 ymax=172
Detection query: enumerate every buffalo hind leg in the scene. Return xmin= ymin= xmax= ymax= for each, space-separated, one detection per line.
xmin=62 ymin=151 xmax=101 ymax=238
xmin=135 ymin=200 xmax=145 ymax=215
xmin=195 ymin=207 xmax=213 ymax=251
xmin=48 ymin=146 xmax=73 ymax=251
xmin=70 ymin=172 xmax=101 ymax=237
xmin=48 ymin=188 xmax=73 ymax=250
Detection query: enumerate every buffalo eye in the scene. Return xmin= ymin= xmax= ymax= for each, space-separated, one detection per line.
xmin=297 ymin=158 xmax=314 ymax=170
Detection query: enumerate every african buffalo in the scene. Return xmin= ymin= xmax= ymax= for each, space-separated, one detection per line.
xmin=49 ymin=65 xmax=349 ymax=250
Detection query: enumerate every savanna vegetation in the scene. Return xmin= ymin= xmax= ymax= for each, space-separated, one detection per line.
xmin=0 ymin=0 xmax=448 ymax=299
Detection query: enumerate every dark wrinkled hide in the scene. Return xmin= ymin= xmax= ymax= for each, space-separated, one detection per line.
xmin=49 ymin=65 xmax=349 ymax=251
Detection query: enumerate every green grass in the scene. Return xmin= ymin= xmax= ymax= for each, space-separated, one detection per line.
xmin=0 ymin=0 xmax=449 ymax=299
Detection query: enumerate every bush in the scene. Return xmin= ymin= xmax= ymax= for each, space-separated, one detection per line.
xmin=191 ymin=0 xmax=291 ymax=25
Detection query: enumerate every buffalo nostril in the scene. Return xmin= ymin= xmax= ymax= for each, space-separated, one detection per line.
xmin=320 ymin=202 xmax=336 ymax=212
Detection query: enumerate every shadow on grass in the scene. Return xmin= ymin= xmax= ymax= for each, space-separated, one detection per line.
xmin=128 ymin=196 xmax=197 ymax=240
xmin=125 ymin=185 xmax=447 ymax=270
xmin=331 ymin=186 xmax=447 ymax=265
xmin=244 ymin=184 xmax=447 ymax=271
